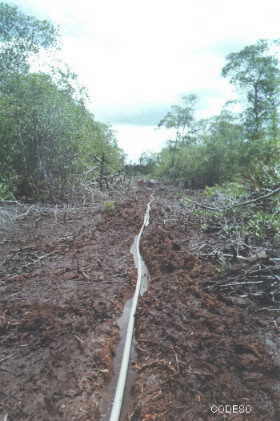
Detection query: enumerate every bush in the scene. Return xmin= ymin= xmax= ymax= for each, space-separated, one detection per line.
xmin=0 ymin=179 xmax=15 ymax=200
xmin=103 ymin=201 xmax=116 ymax=214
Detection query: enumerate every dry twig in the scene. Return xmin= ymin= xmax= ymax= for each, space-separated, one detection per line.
xmin=185 ymin=186 xmax=280 ymax=212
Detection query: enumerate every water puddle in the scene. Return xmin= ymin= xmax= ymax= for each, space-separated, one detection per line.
xmin=100 ymin=236 xmax=150 ymax=420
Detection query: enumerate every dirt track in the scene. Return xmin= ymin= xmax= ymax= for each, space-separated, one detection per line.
xmin=0 ymin=191 xmax=148 ymax=420
xmin=132 ymin=192 xmax=280 ymax=420
xmin=0 ymin=185 xmax=280 ymax=420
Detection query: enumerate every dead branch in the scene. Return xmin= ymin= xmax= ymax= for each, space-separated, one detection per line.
xmin=22 ymin=252 xmax=56 ymax=269
xmin=0 ymin=201 xmax=19 ymax=206
xmin=217 ymin=280 xmax=264 ymax=287
xmin=258 ymin=307 xmax=280 ymax=311
xmin=137 ymin=359 xmax=177 ymax=374
xmin=15 ymin=205 xmax=34 ymax=219
xmin=200 ymin=251 xmax=267 ymax=262
xmin=225 ymin=186 xmax=280 ymax=209
xmin=186 ymin=186 xmax=280 ymax=212
xmin=184 ymin=198 xmax=219 ymax=211
xmin=0 ymin=353 xmax=16 ymax=365
xmin=79 ymin=269 xmax=90 ymax=280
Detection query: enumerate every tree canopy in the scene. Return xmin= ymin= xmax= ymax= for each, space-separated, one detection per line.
xmin=0 ymin=2 xmax=125 ymax=201
xmin=153 ymin=40 xmax=280 ymax=190
xmin=222 ymin=39 xmax=280 ymax=141
xmin=0 ymin=2 xmax=58 ymax=75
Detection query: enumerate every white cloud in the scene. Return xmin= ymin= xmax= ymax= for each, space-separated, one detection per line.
xmin=114 ymin=124 xmax=171 ymax=162
xmin=7 ymin=0 xmax=280 ymax=160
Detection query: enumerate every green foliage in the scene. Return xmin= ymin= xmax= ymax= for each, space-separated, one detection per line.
xmin=0 ymin=72 xmax=124 ymax=199
xmin=0 ymin=2 xmax=58 ymax=76
xmin=0 ymin=72 xmax=79 ymax=197
xmin=156 ymin=40 xmax=280 ymax=192
xmin=0 ymin=179 xmax=15 ymax=200
xmin=240 ymin=138 xmax=280 ymax=189
xmin=139 ymin=152 xmax=158 ymax=174
xmin=247 ymin=211 xmax=280 ymax=238
xmin=222 ymin=39 xmax=280 ymax=141
xmin=204 ymin=182 xmax=247 ymax=200
xmin=187 ymin=182 xmax=280 ymax=243
xmin=0 ymin=3 xmax=125 ymax=201
xmin=103 ymin=200 xmax=116 ymax=214
xmin=158 ymin=94 xmax=197 ymax=140
xmin=158 ymin=95 xmax=198 ymax=177
xmin=156 ymin=104 xmax=245 ymax=187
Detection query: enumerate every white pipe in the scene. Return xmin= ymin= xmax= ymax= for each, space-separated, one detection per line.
xmin=109 ymin=195 xmax=154 ymax=421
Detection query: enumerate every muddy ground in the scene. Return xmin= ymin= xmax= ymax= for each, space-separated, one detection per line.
xmin=0 ymin=190 xmax=149 ymax=420
xmin=0 ymin=185 xmax=279 ymax=420
xmin=131 ymin=189 xmax=280 ymax=421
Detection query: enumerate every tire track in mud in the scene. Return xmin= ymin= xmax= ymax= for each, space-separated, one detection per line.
xmin=0 ymin=193 xmax=151 ymax=421
xmin=1 ymin=187 xmax=280 ymax=420
xmin=124 ymin=195 xmax=280 ymax=421
xmin=103 ymin=194 xmax=154 ymax=421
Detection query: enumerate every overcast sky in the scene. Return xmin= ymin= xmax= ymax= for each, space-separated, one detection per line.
xmin=7 ymin=0 xmax=280 ymax=161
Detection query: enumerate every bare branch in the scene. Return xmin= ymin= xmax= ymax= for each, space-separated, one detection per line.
xmin=185 ymin=186 xmax=280 ymax=212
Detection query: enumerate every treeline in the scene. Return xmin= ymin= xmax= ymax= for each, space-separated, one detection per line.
xmin=0 ymin=2 xmax=124 ymax=201
xmin=142 ymin=39 xmax=280 ymax=191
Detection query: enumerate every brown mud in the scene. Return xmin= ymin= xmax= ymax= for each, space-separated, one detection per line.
xmin=0 ymin=192 xmax=149 ymax=420
xmin=0 ymin=185 xmax=279 ymax=420
xmin=129 ymin=190 xmax=280 ymax=421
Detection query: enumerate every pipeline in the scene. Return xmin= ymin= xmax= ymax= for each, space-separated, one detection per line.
xmin=109 ymin=194 xmax=154 ymax=421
